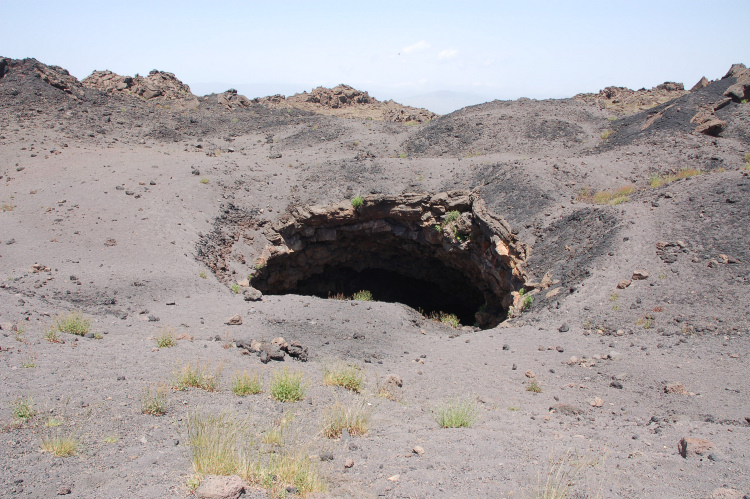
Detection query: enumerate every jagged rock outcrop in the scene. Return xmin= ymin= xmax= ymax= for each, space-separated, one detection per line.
xmin=722 ymin=63 xmax=750 ymax=102
xmin=253 ymin=84 xmax=437 ymax=123
xmin=217 ymin=88 xmax=253 ymax=110
xmin=82 ymin=69 xmax=197 ymax=107
xmin=0 ymin=57 xmax=84 ymax=97
xmin=576 ymin=82 xmax=688 ymax=115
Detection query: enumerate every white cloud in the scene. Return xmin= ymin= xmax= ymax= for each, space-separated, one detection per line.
xmin=438 ymin=49 xmax=458 ymax=60
xmin=402 ymin=40 xmax=430 ymax=54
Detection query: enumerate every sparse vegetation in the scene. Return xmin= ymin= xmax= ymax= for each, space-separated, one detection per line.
xmin=172 ymin=362 xmax=222 ymax=392
xmin=1 ymin=203 xmax=14 ymax=212
xmin=427 ymin=311 xmax=460 ymax=328
xmin=600 ymin=129 xmax=613 ymax=140
xmin=398 ymin=151 xmax=407 ymax=158
xmin=351 ymin=289 xmax=372 ymax=301
xmin=185 ymin=410 xmax=325 ymax=497
xmin=321 ymin=399 xmax=371 ymax=438
xmin=11 ymin=396 xmax=35 ymax=422
xmin=142 ymin=385 xmax=169 ymax=415
xmin=434 ymin=397 xmax=480 ymax=428
xmin=520 ymin=288 xmax=533 ymax=310
xmin=51 ymin=311 xmax=92 ymax=336
xmin=577 ymin=185 xmax=633 ymax=205
xmin=200 ymin=177 xmax=209 ymax=184
xmin=351 ymin=195 xmax=364 ymax=209
xmin=744 ymin=152 xmax=750 ymax=169
xmin=231 ymin=371 xmax=263 ymax=396
xmin=270 ymin=367 xmax=306 ymax=402
xmin=323 ymin=363 xmax=364 ymax=393
xmin=532 ymin=449 xmax=604 ymax=499
xmin=155 ymin=328 xmax=176 ymax=348
xmin=40 ymin=433 xmax=79 ymax=457
xmin=230 ymin=283 xmax=240 ymax=294
xmin=103 ymin=435 xmax=118 ymax=443
xmin=45 ymin=417 xmax=63 ymax=428
xmin=21 ymin=353 xmax=37 ymax=368
xmin=649 ymin=168 xmax=702 ymax=188
xmin=526 ymin=379 xmax=543 ymax=393
xmin=444 ymin=210 xmax=460 ymax=223
xmin=198 ymin=270 xmax=207 ymax=279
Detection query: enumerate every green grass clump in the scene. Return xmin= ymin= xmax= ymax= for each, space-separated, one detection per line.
xmin=172 ymin=362 xmax=222 ymax=392
xmin=142 ymin=385 xmax=169 ymax=415
xmin=231 ymin=371 xmax=263 ymax=396
xmin=434 ymin=397 xmax=480 ymax=428
xmin=40 ymin=433 xmax=79 ymax=457
xmin=199 ymin=270 xmax=207 ymax=279
xmin=351 ymin=195 xmax=364 ymax=209
xmin=321 ymin=399 xmax=371 ymax=438
xmin=200 ymin=177 xmax=210 ymax=184
xmin=427 ymin=311 xmax=460 ymax=328
xmin=600 ymin=129 xmax=613 ymax=140
xmin=155 ymin=328 xmax=176 ymax=348
xmin=231 ymin=283 xmax=241 ymax=294
xmin=43 ymin=329 xmax=64 ymax=343
xmin=526 ymin=379 xmax=543 ymax=393
xmin=52 ymin=311 xmax=92 ymax=336
xmin=519 ymin=288 xmax=533 ymax=310
xmin=270 ymin=368 xmax=306 ymax=402
xmin=11 ymin=396 xmax=35 ymax=422
xmin=444 ymin=210 xmax=460 ymax=223
xmin=351 ymin=289 xmax=372 ymax=301
xmin=323 ymin=363 xmax=364 ymax=393
xmin=187 ymin=411 xmax=250 ymax=476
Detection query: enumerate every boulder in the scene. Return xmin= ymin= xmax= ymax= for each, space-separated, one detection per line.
xmin=690 ymin=76 xmax=709 ymax=91
xmin=243 ymin=287 xmax=263 ymax=301
xmin=678 ymin=437 xmax=713 ymax=458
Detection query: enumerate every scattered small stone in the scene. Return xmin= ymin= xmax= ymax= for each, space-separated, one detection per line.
xmin=57 ymin=485 xmax=72 ymax=495
xmin=610 ymin=381 xmax=623 ymax=389
xmin=525 ymin=370 xmax=536 ymax=378
xmin=225 ymin=314 xmax=242 ymax=325
xmin=413 ymin=445 xmax=425 ymax=456
xmin=706 ymin=488 xmax=745 ymax=499
xmin=632 ymin=270 xmax=649 ymax=280
xmin=386 ymin=374 xmax=403 ymax=387
xmin=387 ymin=475 xmax=400 ymax=482
xmin=243 ymin=287 xmax=263 ymax=301
xmin=567 ymin=356 xmax=579 ymax=365
xmin=608 ymin=351 xmax=623 ymax=361
xmin=617 ymin=279 xmax=631 ymax=289
xmin=84 ymin=332 xmax=94 ymax=339
xmin=502 ymin=343 xmax=510 ymax=350
xmin=512 ymin=363 xmax=517 ymax=370
xmin=195 ymin=475 xmax=245 ymax=499
xmin=550 ymin=404 xmax=584 ymax=416
xmin=665 ymin=382 xmax=688 ymax=395
xmin=556 ymin=346 xmax=564 ymax=353
xmin=589 ymin=397 xmax=604 ymax=407
xmin=344 ymin=458 xmax=354 ymax=468
xmin=558 ymin=323 xmax=569 ymax=332
xmin=678 ymin=437 xmax=713 ymax=458
xmin=320 ymin=451 xmax=334 ymax=461
xmin=147 ymin=315 xmax=159 ymax=322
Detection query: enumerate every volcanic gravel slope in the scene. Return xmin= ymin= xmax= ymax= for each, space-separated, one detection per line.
xmin=0 ymin=57 xmax=749 ymax=499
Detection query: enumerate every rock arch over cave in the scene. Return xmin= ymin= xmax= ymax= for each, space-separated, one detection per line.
xmin=249 ymin=191 xmax=530 ymax=328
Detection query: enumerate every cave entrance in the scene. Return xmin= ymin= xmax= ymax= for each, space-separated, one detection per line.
xmin=285 ymin=261 xmax=485 ymax=326
xmin=240 ymin=191 xmax=530 ymax=329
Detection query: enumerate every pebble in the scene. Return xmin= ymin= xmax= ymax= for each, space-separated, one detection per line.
xmin=344 ymin=458 xmax=354 ymax=468
xmin=413 ymin=445 xmax=425 ymax=456
xmin=558 ymin=323 xmax=569 ymax=332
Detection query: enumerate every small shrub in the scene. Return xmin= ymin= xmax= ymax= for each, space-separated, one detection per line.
xmin=52 ymin=311 xmax=92 ymax=336
xmin=270 ymin=367 xmax=306 ymax=402
xmin=45 ymin=417 xmax=63 ymax=428
xmin=328 ymin=292 xmax=347 ymax=300
xmin=398 ymin=152 xmax=407 ymax=158
xmin=231 ymin=283 xmax=240 ymax=294
xmin=231 ymin=371 xmax=262 ymax=396
xmin=434 ymin=397 xmax=480 ymax=428
xmin=200 ymin=177 xmax=209 ymax=184
xmin=351 ymin=290 xmax=372 ymax=301
xmin=745 ymin=152 xmax=750 ymax=163
xmin=321 ymin=399 xmax=371 ymax=438
xmin=172 ymin=362 xmax=222 ymax=392
xmin=40 ymin=434 xmax=79 ymax=457
xmin=427 ymin=311 xmax=460 ymax=328
xmin=600 ymin=129 xmax=613 ymax=140
xmin=650 ymin=168 xmax=702 ymax=188
xmin=519 ymin=288 xmax=533 ymax=310
xmin=155 ymin=328 xmax=176 ymax=348
xmin=444 ymin=210 xmax=460 ymax=223
xmin=11 ymin=396 xmax=35 ymax=422
xmin=21 ymin=353 xmax=37 ymax=368
xmin=526 ymin=379 xmax=543 ymax=393
xmin=198 ymin=270 xmax=207 ymax=279
xmin=142 ymin=385 xmax=169 ymax=416
xmin=323 ymin=363 xmax=364 ymax=393
xmin=351 ymin=195 xmax=364 ymax=209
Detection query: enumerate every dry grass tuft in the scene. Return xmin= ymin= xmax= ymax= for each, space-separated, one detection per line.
xmin=323 ymin=363 xmax=364 ymax=393
xmin=650 ymin=168 xmax=702 ymax=188
xmin=577 ymin=186 xmax=633 ymax=205
xmin=40 ymin=433 xmax=79 ymax=457
xmin=321 ymin=399 xmax=371 ymax=438
xmin=532 ymin=448 xmax=605 ymax=499
xmin=155 ymin=327 xmax=176 ymax=348
xmin=142 ymin=385 xmax=169 ymax=415
xmin=172 ymin=361 xmax=222 ymax=392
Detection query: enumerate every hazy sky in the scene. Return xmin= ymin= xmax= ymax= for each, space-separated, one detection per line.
xmin=2 ymin=1 xmax=749 ymax=112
